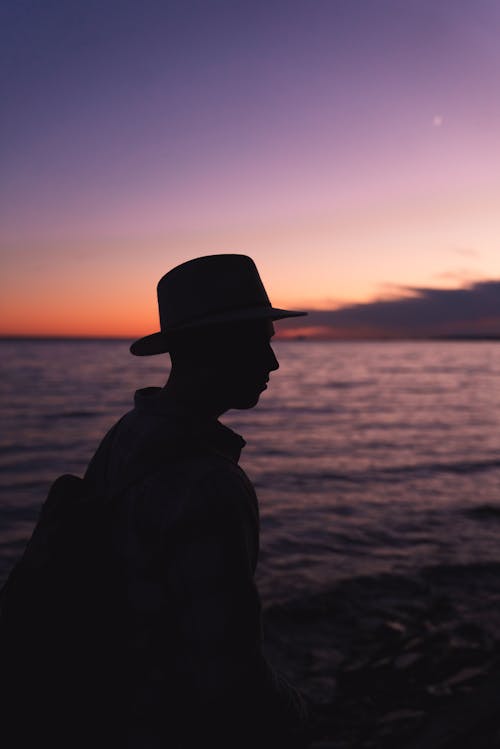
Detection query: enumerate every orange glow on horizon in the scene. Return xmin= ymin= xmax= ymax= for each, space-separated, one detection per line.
xmin=1 ymin=290 xmax=157 ymax=339
xmin=274 ymin=325 xmax=404 ymax=340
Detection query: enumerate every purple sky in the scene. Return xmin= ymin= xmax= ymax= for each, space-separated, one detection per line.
xmin=2 ymin=0 xmax=499 ymax=336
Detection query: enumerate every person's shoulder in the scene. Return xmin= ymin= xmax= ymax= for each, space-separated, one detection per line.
xmin=194 ymin=452 xmax=254 ymax=493
xmin=160 ymin=452 xmax=257 ymax=524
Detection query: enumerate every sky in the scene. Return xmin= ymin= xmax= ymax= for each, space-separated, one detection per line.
xmin=1 ymin=0 xmax=499 ymax=338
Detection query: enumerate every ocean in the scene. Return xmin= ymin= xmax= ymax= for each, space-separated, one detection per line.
xmin=1 ymin=339 xmax=500 ymax=607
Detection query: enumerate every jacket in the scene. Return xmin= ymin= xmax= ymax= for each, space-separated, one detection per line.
xmin=84 ymin=386 xmax=309 ymax=748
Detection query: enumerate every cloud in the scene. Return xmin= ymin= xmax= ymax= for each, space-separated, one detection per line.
xmin=277 ymin=280 xmax=500 ymax=339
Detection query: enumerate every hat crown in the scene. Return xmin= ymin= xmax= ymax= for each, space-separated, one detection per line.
xmin=157 ymin=254 xmax=271 ymax=330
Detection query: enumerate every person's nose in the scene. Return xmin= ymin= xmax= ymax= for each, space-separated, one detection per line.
xmin=268 ymin=347 xmax=279 ymax=373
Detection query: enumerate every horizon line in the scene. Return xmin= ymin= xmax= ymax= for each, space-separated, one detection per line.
xmin=1 ymin=334 xmax=500 ymax=343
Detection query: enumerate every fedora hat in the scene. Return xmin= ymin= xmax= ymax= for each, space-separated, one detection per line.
xmin=130 ymin=254 xmax=307 ymax=356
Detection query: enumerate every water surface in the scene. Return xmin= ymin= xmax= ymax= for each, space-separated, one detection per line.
xmin=1 ymin=340 xmax=500 ymax=604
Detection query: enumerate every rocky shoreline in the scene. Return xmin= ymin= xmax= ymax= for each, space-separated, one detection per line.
xmin=263 ymin=562 xmax=500 ymax=748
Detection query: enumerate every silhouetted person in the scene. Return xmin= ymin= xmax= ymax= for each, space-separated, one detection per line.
xmin=84 ymin=255 xmax=311 ymax=747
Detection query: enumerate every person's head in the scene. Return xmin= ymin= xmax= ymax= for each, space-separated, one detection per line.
xmin=129 ymin=253 xmax=306 ymax=412
xmin=167 ymin=318 xmax=279 ymax=412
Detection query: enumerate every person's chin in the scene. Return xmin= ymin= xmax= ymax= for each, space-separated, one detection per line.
xmin=233 ymin=390 xmax=263 ymax=410
xmin=233 ymin=398 xmax=259 ymax=410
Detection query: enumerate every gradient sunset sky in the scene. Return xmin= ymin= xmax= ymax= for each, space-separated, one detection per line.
xmin=2 ymin=0 xmax=499 ymax=338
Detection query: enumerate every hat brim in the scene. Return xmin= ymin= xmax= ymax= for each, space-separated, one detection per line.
xmin=130 ymin=307 xmax=307 ymax=356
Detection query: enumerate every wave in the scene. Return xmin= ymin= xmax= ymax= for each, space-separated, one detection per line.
xmin=373 ymin=457 xmax=500 ymax=480
xmin=464 ymin=504 xmax=500 ymax=521
xmin=263 ymin=561 xmax=500 ymax=616
xmin=328 ymin=457 xmax=500 ymax=483
xmin=326 ymin=379 xmax=376 ymax=389
xmin=258 ymin=457 xmax=500 ymax=490
xmin=43 ymin=410 xmax=101 ymax=420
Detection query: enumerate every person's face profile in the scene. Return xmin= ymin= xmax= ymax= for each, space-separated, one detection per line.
xmin=218 ymin=319 xmax=279 ymax=410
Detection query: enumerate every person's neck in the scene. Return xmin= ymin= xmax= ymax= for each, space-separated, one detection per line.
xmin=162 ymin=372 xmax=227 ymax=420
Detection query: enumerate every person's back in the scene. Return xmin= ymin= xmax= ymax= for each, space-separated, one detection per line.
xmin=84 ymin=255 xmax=311 ymax=747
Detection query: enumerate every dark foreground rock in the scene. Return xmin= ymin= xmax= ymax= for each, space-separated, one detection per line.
xmin=263 ymin=563 xmax=500 ymax=748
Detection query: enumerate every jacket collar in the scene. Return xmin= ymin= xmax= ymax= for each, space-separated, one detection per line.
xmin=134 ymin=387 xmax=246 ymax=464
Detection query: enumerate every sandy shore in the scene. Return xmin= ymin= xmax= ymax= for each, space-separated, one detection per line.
xmin=264 ymin=562 xmax=500 ymax=748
